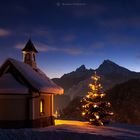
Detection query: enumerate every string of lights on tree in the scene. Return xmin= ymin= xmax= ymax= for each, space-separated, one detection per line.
xmin=81 ymin=72 xmax=113 ymax=126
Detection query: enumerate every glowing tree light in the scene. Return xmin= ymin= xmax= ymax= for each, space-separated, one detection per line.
xmin=81 ymin=72 xmax=113 ymax=126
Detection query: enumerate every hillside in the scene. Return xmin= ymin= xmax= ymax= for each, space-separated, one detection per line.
xmin=53 ymin=65 xmax=94 ymax=92
xmin=61 ymin=79 xmax=140 ymax=125
xmin=106 ymin=79 xmax=140 ymax=125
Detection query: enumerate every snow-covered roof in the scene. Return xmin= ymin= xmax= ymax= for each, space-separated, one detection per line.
xmin=0 ymin=73 xmax=28 ymax=94
xmin=0 ymin=58 xmax=64 ymax=94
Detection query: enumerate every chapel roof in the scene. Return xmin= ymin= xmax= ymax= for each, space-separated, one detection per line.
xmin=22 ymin=39 xmax=38 ymax=53
xmin=0 ymin=58 xmax=64 ymax=94
xmin=0 ymin=73 xmax=28 ymax=94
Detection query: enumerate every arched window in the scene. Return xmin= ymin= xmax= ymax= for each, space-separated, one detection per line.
xmin=40 ymin=99 xmax=45 ymax=115
xmin=33 ymin=53 xmax=36 ymax=61
xmin=25 ymin=53 xmax=31 ymax=61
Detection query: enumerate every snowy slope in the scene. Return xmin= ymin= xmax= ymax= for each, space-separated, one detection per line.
xmin=0 ymin=120 xmax=139 ymax=140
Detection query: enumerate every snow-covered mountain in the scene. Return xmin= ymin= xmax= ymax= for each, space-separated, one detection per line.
xmin=53 ymin=64 xmax=94 ymax=92
xmin=97 ymin=60 xmax=132 ymax=76
xmin=53 ymin=60 xmax=140 ymax=100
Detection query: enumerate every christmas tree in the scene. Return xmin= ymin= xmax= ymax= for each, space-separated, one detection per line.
xmin=81 ymin=72 xmax=113 ymax=126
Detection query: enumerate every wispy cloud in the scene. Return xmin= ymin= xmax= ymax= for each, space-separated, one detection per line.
xmin=15 ymin=42 xmax=86 ymax=56
xmin=99 ymin=16 xmax=140 ymax=29
xmin=63 ymin=47 xmax=83 ymax=55
xmin=36 ymin=43 xmax=83 ymax=55
xmin=15 ymin=43 xmax=24 ymax=49
xmin=33 ymin=28 xmax=49 ymax=36
xmin=106 ymin=34 xmax=140 ymax=45
xmin=135 ymin=49 xmax=140 ymax=59
xmin=63 ymin=34 xmax=76 ymax=42
xmin=0 ymin=28 xmax=11 ymax=37
xmin=91 ymin=42 xmax=105 ymax=49
xmin=15 ymin=42 xmax=49 ymax=52
xmin=137 ymin=54 xmax=140 ymax=59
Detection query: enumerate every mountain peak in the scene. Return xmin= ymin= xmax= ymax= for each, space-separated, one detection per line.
xmin=97 ymin=59 xmax=130 ymax=75
xmin=100 ymin=59 xmax=119 ymax=68
xmin=76 ymin=65 xmax=86 ymax=72
xmin=102 ymin=59 xmax=116 ymax=65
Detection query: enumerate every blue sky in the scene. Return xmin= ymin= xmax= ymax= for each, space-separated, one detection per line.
xmin=0 ymin=0 xmax=140 ymax=78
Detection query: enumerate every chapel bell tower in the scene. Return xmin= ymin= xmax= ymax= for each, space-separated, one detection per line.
xmin=22 ymin=39 xmax=38 ymax=69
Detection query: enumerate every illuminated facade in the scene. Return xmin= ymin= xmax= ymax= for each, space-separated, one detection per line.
xmin=0 ymin=39 xmax=64 ymax=128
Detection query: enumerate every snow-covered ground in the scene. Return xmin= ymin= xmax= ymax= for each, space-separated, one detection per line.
xmin=0 ymin=120 xmax=139 ymax=140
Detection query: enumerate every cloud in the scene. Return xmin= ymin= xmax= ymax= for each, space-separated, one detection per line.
xmin=63 ymin=34 xmax=76 ymax=42
xmin=36 ymin=43 xmax=83 ymax=55
xmin=33 ymin=28 xmax=49 ymax=36
xmin=106 ymin=34 xmax=140 ymax=45
xmin=99 ymin=16 xmax=140 ymax=29
xmin=137 ymin=54 xmax=140 ymax=59
xmin=62 ymin=47 xmax=83 ymax=55
xmin=15 ymin=42 xmax=49 ymax=52
xmin=91 ymin=42 xmax=105 ymax=49
xmin=15 ymin=43 xmax=24 ymax=49
xmin=16 ymin=28 xmax=50 ymax=38
xmin=36 ymin=43 xmax=58 ymax=52
xmin=15 ymin=42 xmax=85 ymax=55
xmin=15 ymin=40 xmax=108 ymax=56
xmin=0 ymin=28 xmax=11 ymax=37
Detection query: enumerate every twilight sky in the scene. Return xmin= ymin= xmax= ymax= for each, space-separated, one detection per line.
xmin=0 ymin=0 xmax=140 ymax=78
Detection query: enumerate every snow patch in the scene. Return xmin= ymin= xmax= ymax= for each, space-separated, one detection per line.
xmin=0 ymin=120 xmax=139 ymax=140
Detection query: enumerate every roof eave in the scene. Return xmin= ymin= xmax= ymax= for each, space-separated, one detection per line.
xmin=39 ymin=88 xmax=64 ymax=95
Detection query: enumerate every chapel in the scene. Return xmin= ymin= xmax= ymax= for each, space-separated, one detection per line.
xmin=0 ymin=39 xmax=63 ymax=128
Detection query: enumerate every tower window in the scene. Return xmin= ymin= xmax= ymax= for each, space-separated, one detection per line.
xmin=33 ymin=53 xmax=36 ymax=61
xmin=25 ymin=53 xmax=31 ymax=61
xmin=40 ymin=99 xmax=45 ymax=115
